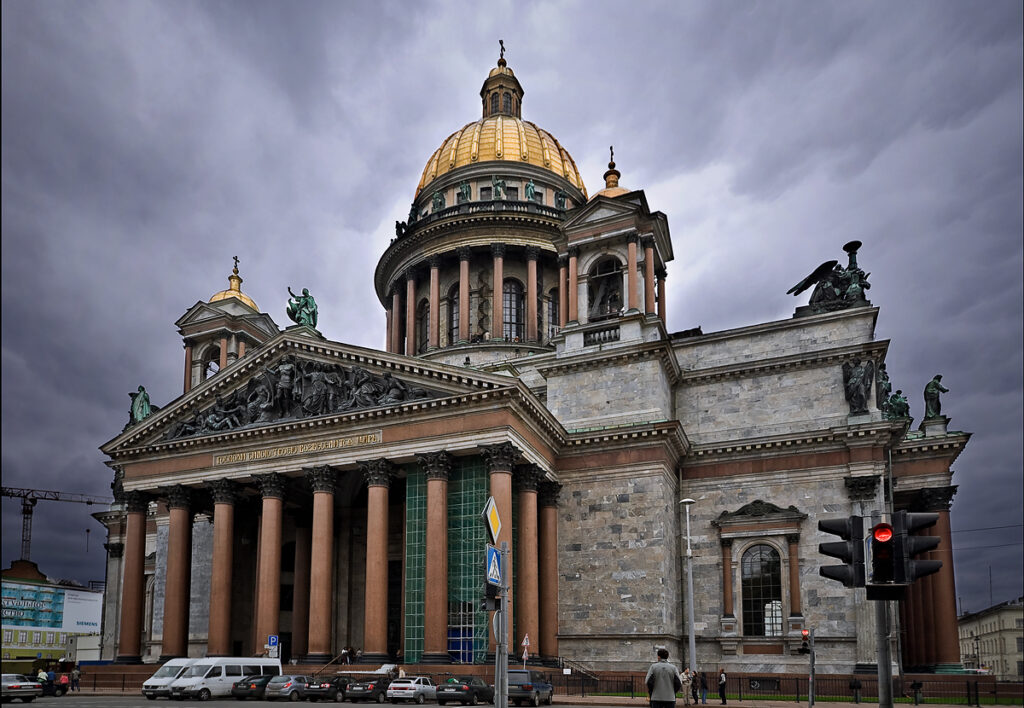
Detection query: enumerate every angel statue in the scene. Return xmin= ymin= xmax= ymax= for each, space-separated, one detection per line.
xmin=287 ymin=287 xmax=318 ymax=328
xmin=842 ymin=358 xmax=875 ymax=416
xmin=787 ymin=240 xmax=871 ymax=315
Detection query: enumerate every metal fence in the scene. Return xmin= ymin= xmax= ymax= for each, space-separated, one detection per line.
xmin=551 ymin=673 xmax=1024 ymax=705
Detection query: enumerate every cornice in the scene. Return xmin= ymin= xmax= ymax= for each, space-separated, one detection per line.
xmin=536 ymin=338 xmax=681 ymax=385
xmin=562 ymin=420 xmax=689 ymax=460
xmin=893 ymin=429 xmax=971 ymax=465
xmin=672 ymin=307 xmax=880 ymax=349
xmin=679 ymin=340 xmax=889 ymax=385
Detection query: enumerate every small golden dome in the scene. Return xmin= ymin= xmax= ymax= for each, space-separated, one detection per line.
xmin=591 ymin=145 xmax=629 ymax=200
xmin=415 ymin=45 xmax=587 ymax=199
xmin=209 ymin=257 xmax=259 ymax=311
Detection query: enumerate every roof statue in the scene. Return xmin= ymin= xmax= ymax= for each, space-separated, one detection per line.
xmin=924 ymin=374 xmax=949 ymax=419
xmin=286 ymin=287 xmax=318 ymax=329
xmin=788 ymin=240 xmax=872 ymax=316
xmin=842 ymin=358 xmax=875 ymax=416
xmin=128 ymin=385 xmax=152 ymax=425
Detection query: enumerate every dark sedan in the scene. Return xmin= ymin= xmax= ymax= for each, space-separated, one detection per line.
xmin=304 ymin=675 xmax=346 ymax=702
xmin=345 ymin=677 xmax=391 ymax=703
xmin=436 ymin=676 xmax=494 ymax=706
xmin=231 ymin=674 xmax=274 ymax=700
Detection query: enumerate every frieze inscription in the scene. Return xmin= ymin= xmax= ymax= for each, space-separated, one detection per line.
xmin=213 ymin=431 xmax=382 ymax=466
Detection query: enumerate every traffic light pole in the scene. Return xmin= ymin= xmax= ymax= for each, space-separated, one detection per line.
xmin=876 ymin=599 xmax=893 ymax=708
xmin=493 ymin=542 xmax=509 ymax=708
xmin=808 ymin=628 xmax=815 ymax=708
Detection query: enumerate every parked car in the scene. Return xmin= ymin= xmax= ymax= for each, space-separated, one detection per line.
xmin=507 ymin=670 xmax=553 ymax=707
xmin=303 ymin=675 xmax=346 ymax=702
xmin=143 ymin=658 xmax=198 ymax=699
xmin=346 ymin=676 xmax=391 ymax=703
xmin=263 ymin=674 xmax=309 ymax=702
xmin=230 ymin=674 xmax=274 ymax=700
xmin=1 ymin=674 xmax=43 ymax=703
xmin=169 ymin=657 xmax=282 ymax=701
xmin=387 ymin=677 xmax=436 ymax=704
xmin=436 ymin=676 xmax=494 ymax=706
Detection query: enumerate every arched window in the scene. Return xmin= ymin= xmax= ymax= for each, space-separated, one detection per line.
xmin=201 ymin=345 xmax=220 ymax=381
xmin=503 ymin=279 xmax=524 ymax=341
xmin=416 ymin=299 xmax=430 ymax=353
xmin=741 ymin=544 xmax=783 ymax=637
xmin=503 ymin=92 xmax=512 ymax=113
xmin=447 ymin=284 xmax=460 ymax=345
xmin=547 ymin=288 xmax=559 ymax=340
xmin=587 ymin=257 xmax=624 ymax=321
xmin=490 ymin=92 xmax=499 ymax=115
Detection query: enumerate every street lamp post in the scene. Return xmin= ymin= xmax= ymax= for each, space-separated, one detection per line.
xmin=681 ymin=498 xmax=697 ymax=673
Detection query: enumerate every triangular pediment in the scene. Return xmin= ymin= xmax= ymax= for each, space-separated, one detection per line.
xmin=102 ymin=332 xmax=520 ymax=455
xmin=176 ymin=300 xmax=279 ymax=338
xmin=561 ymin=193 xmax=648 ymax=232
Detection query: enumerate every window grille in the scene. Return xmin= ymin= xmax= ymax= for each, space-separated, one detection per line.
xmin=741 ymin=544 xmax=783 ymax=637
xmin=503 ymin=280 xmax=525 ymax=341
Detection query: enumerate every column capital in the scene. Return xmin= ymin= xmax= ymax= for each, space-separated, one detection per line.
xmin=124 ymin=491 xmax=150 ymax=513
xmin=404 ymin=268 xmax=417 ymax=283
xmin=208 ymin=479 xmax=239 ymax=505
xmin=525 ymin=245 xmax=540 ymax=261
xmin=844 ymin=475 xmax=879 ymax=502
xmin=256 ymin=473 xmax=287 ymax=500
xmin=418 ymin=451 xmax=453 ymax=481
xmin=641 ymin=234 xmax=655 ymax=248
xmin=514 ymin=464 xmax=543 ymax=492
xmin=491 ymin=243 xmax=506 ymax=259
xmin=720 ymin=538 xmax=733 ymax=549
xmin=786 ymin=534 xmax=801 ymax=546
xmin=538 ymin=481 xmax=562 ymax=508
xmin=104 ymin=541 xmax=125 ymax=558
xmin=656 ymin=268 xmax=667 ymax=280
xmin=428 ymin=255 xmax=441 ymax=269
xmin=359 ymin=459 xmax=396 ymax=488
xmin=481 ymin=442 xmax=519 ymax=474
xmin=558 ymin=254 xmax=568 ymax=268
xmin=457 ymin=246 xmax=472 ymax=262
xmin=628 ymin=231 xmax=641 ymax=245
xmin=161 ymin=485 xmax=191 ymax=510
xmin=306 ymin=465 xmax=338 ymax=494
xmin=567 ymin=246 xmax=580 ymax=259
xmin=911 ymin=485 xmax=957 ymax=512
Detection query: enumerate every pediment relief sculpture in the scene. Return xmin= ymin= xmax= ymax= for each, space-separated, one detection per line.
xmin=164 ymin=355 xmax=440 ymax=441
xmin=713 ymin=499 xmax=807 ymax=526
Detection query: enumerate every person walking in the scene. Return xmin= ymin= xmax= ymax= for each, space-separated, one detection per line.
xmin=690 ymin=669 xmax=699 ymax=705
xmin=71 ymin=666 xmax=81 ymax=692
xmin=718 ymin=668 xmax=727 ymax=705
xmin=646 ymin=648 xmax=682 ymax=708
xmin=681 ymin=668 xmax=692 ymax=705
xmin=699 ymin=672 xmax=708 ymax=704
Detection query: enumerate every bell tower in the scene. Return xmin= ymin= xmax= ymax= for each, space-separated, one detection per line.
xmin=174 ymin=258 xmax=279 ymax=393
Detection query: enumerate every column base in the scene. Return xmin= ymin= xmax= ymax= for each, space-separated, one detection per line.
xmin=359 ymin=652 xmax=391 ymax=664
xmin=114 ymin=655 xmax=143 ymax=664
xmin=304 ymin=653 xmax=333 ymax=665
xmin=419 ymin=652 xmax=452 ymax=665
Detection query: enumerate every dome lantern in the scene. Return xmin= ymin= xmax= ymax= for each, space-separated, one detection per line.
xmin=209 ymin=255 xmax=259 ymax=311
xmin=480 ymin=39 xmax=524 ymax=119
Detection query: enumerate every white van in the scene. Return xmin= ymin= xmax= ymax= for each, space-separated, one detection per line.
xmin=141 ymin=658 xmax=198 ymax=699
xmin=167 ymin=657 xmax=281 ymax=701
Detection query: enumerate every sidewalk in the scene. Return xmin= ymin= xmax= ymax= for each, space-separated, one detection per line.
xmin=553 ymin=698 xmax=971 ymax=708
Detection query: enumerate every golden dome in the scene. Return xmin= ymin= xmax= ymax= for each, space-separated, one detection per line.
xmin=415 ymin=46 xmax=586 ymax=199
xmin=591 ymin=146 xmax=629 ymax=200
xmin=415 ymin=117 xmax=587 ymax=198
xmin=209 ymin=259 xmax=259 ymax=311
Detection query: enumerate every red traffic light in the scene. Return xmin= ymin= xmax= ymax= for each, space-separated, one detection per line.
xmin=873 ymin=524 xmax=893 ymax=543
xmin=801 ymin=629 xmax=809 ymax=639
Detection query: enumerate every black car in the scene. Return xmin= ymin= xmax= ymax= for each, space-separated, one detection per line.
xmin=345 ymin=677 xmax=391 ymax=703
xmin=304 ymin=675 xmax=346 ymax=702
xmin=231 ymin=674 xmax=274 ymax=700
xmin=436 ymin=676 xmax=494 ymax=706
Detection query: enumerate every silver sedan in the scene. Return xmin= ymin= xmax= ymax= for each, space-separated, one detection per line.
xmin=1 ymin=674 xmax=43 ymax=703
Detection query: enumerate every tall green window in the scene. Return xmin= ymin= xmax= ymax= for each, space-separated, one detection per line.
xmin=404 ymin=456 xmax=489 ymax=664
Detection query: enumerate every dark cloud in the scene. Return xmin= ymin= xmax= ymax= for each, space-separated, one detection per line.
xmin=2 ymin=0 xmax=1021 ymax=611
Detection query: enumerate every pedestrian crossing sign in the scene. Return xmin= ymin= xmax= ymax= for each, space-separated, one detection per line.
xmin=486 ymin=544 xmax=502 ymax=586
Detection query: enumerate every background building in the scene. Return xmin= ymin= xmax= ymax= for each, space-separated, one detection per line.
xmin=95 ymin=54 xmax=970 ymax=673
xmin=1 ymin=560 xmax=103 ymax=673
xmin=959 ymin=597 xmax=1024 ymax=679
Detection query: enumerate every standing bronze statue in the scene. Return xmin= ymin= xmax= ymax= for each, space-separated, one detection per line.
xmin=842 ymin=358 xmax=874 ymax=416
xmin=923 ymin=374 xmax=948 ymax=419
xmin=128 ymin=385 xmax=153 ymax=424
xmin=286 ymin=287 xmax=318 ymax=328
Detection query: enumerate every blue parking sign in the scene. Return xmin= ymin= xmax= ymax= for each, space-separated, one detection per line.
xmin=268 ymin=635 xmax=279 ymax=647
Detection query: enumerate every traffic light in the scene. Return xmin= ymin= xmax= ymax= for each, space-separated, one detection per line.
xmin=818 ymin=515 xmax=865 ymax=587
xmin=799 ymin=629 xmax=810 ymax=654
xmin=870 ymin=522 xmax=895 ymax=583
xmin=893 ymin=511 xmax=942 ymax=584
xmin=481 ymin=581 xmax=499 ymax=612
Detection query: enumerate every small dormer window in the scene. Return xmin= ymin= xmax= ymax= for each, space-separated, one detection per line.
xmin=503 ymin=92 xmax=512 ymax=113
xmin=490 ymin=93 xmax=499 ymax=115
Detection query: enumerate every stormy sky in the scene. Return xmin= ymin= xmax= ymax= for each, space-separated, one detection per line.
xmin=2 ymin=1 xmax=1021 ymax=616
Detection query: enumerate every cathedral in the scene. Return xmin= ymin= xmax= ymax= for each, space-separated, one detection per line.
xmin=97 ymin=50 xmax=968 ymax=674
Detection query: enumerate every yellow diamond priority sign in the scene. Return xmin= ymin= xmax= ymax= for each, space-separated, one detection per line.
xmin=482 ymin=496 xmax=501 ymax=544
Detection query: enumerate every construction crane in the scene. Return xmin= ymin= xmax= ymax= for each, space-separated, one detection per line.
xmin=1 ymin=487 xmax=111 ymax=561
